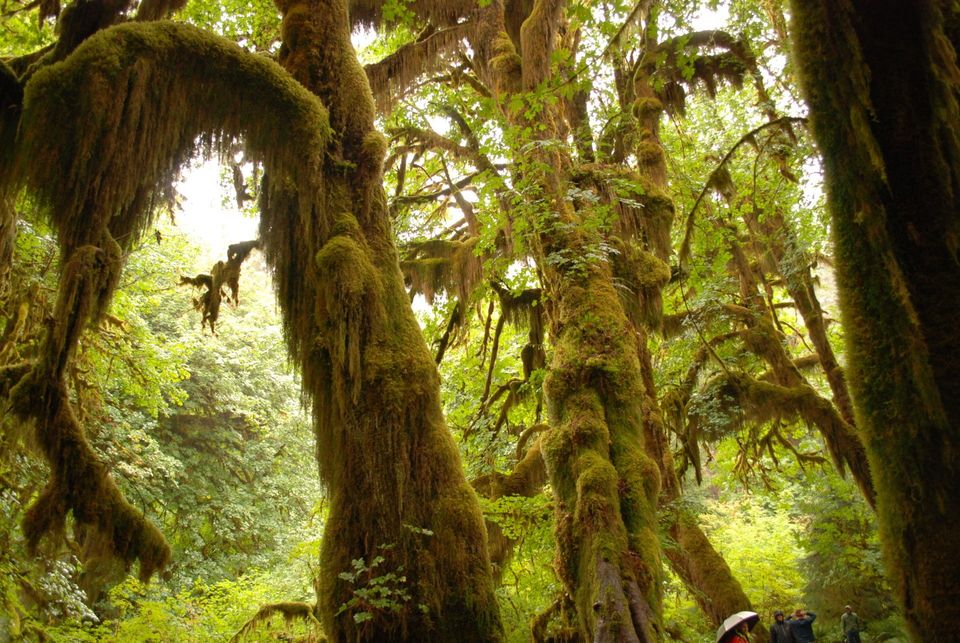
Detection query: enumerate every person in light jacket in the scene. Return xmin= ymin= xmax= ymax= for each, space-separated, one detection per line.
xmin=840 ymin=605 xmax=863 ymax=643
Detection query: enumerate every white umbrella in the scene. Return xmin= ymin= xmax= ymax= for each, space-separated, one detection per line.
xmin=715 ymin=610 xmax=760 ymax=643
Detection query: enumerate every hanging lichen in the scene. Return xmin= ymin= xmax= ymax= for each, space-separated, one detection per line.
xmin=1 ymin=21 xmax=332 ymax=580
xmin=180 ymin=239 xmax=261 ymax=333
xmin=400 ymin=236 xmax=482 ymax=304
xmin=366 ymin=22 xmax=473 ymax=113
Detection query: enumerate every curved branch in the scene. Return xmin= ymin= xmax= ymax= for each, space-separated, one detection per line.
xmin=230 ymin=601 xmax=320 ymax=642
xmin=678 ymin=116 xmax=807 ymax=267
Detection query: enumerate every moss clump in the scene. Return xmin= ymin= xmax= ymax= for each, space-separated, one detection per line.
xmin=9 ymin=21 xmax=330 ymax=256
xmin=490 ymin=33 xmax=523 ymax=94
xmin=631 ymin=96 xmax=663 ymax=121
xmin=634 ymin=140 xmax=663 ymax=165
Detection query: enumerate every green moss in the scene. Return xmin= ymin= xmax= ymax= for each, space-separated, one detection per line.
xmin=631 ymin=97 xmax=663 ymax=121
xmin=490 ymin=33 xmax=523 ymax=94
xmin=635 ymin=140 xmax=663 ymax=165
xmin=9 ymin=21 xmax=330 ymax=254
xmin=361 ymin=130 xmax=388 ymax=172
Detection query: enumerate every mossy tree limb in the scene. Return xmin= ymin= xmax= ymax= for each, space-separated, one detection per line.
xmin=472 ymin=439 xmax=548 ymax=584
xmin=3 ymin=20 xmax=332 ymax=581
xmin=790 ymin=2 xmax=960 ymax=638
xmin=727 ymin=235 xmax=875 ymax=505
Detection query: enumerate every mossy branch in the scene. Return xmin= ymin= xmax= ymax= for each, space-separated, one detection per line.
xmin=678 ymin=116 xmax=807 ymax=267
xmin=2 ymin=21 xmax=331 ymax=582
xmin=8 ymin=21 xmax=330 ymax=257
xmin=230 ymin=601 xmax=321 ymax=642
xmin=366 ymin=22 xmax=472 ymax=113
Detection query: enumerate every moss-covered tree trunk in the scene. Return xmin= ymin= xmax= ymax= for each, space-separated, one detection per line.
xmin=469 ymin=3 xmax=664 ymax=639
xmin=541 ymin=262 xmax=663 ymax=642
xmin=623 ymin=58 xmax=761 ymax=634
xmin=265 ymin=1 xmax=502 ymax=639
xmin=790 ymin=2 xmax=960 ymax=639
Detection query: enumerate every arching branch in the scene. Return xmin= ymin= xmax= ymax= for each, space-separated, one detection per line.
xmin=678 ymin=116 xmax=807 ymax=267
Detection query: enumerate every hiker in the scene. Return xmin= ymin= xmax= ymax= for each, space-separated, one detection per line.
xmin=841 ymin=605 xmax=863 ymax=643
xmin=770 ymin=610 xmax=796 ymax=643
xmin=787 ymin=609 xmax=817 ymax=642
xmin=729 ymin=621 xmax=752 ymax=643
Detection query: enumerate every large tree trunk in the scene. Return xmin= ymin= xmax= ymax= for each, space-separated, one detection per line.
xmin=790 ymin=3 xmax=960 ymax=639
xmin=468 ymin=3 xmax=665 ymax=639
xmin=269 ymin=1 xmax=503 ymax=639
xmin=542 ymin=270 xmax=663 ymax=642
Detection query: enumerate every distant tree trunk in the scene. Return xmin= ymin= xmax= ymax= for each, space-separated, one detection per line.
xmin=269 ymin=1 xmax=502 ymax=640
xmin=790 ymin=2 xmax=960 ymax=639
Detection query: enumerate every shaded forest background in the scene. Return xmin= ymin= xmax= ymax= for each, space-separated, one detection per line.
xmin=1 ymin=0 xmax=954 ymax=641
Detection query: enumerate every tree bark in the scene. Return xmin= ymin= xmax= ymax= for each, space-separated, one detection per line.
xmin=790 ymin=2 xmax=960 ymax=639
xmin=271 ymin=1 xmax=503 ymax=639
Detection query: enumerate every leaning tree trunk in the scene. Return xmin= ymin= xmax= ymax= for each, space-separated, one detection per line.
xmin=790 ymin=2 xmax=960 ymax=639
xmin=638 ymin=334 xmax=760 ymax=635
xmin=268 ymin=1 xmax=503 ymax=640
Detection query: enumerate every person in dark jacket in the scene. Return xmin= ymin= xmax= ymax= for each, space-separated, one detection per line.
xmin=787 ymin=609 xmax=817 ymax=642
xmin=770 ymin=610 xmax=796 ymax=643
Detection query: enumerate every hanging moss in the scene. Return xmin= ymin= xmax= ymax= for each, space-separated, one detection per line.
xmin=400 ymin=236 xmax=482 ymax=304
xmin=230 ymin=601 xmax=322 ymax=642
xmin=134 ymin=0 xmax=188 ymax=21
xmin=348 ymin=0 xmax=475 ymax=29
xmin=9 ymin=21 xmax=330 ymax=257
xmin=366 ymin=22 xmax=472 ymax=113
xmin=2 ymin=21 xmax=332 ymax=581
xmin=608 ymin=238 xmax=670 ymax=329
